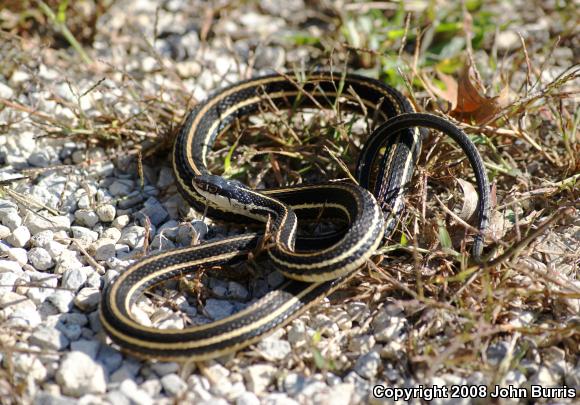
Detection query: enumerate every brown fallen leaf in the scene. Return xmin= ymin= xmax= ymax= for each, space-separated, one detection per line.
xmin=451 ymin=63 xmax=510 ymax=124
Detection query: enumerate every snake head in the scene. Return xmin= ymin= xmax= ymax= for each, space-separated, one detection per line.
xmin=192 ymin=174 xmax=249 ymax=200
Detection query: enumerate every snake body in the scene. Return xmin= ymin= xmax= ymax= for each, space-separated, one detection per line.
xmin=100 ymin=72 xmax=489 ymax=361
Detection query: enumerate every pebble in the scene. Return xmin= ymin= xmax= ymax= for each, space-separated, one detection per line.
xmin=90 ymin=238 xmax=117 ymax=260
xmin=112 ymin=214 xmax=130 ymax=229
xmin=0 ymin=224 xmax=10 ymax=238
xmin=29 ymin=326 xmax=70 ymax=351
xmin=73 ymin=287 xmax=100 ymax=312
xmin=7 ymin=247 xmax=28 ymax=265
xmin=28 ymin=247 xmax=54 ymax=271
xmin=257 ymin=336 xmax=292 ymax=360
xmin=30 ymin=230 xmax=54 ymax=247
xmin=24 ymin=213 xmax=71 ymax=235
xmin=47 ymin=290 xmax=75 ymax=313
xmin=244 ymin=364 xmax=277 ymax=394
xmin=138 ymin=197 xmax=169 ymax=226
xmin=96 ymin=204 xmax=116 ymax=222
xmin=74 ymin=209 xmax=100 ymax=228
xmin=119 ymin=225 xmax=146 ymax=248
xmin=109 ymin=179 xmax=135 ymax=196
xmin=236 ymin=392 xmax=261 ymax=405
xmin=204 ymin=298 xmax=235 ymax=320
xmin=56 ymin=351 xmax=107 ymax=397
xmin=70 ymin=339 xmax=101 ymax=359
xmin=354 ymin=351 xmax=381 ymax=379
xmin=61 ymin=267 xmax=88 ymax=291
xmin=2 ymin=210 xmax=22 ymax=230
xmin=119 ymin=379 xmax=154 ymax=405
xmin=0 ymin=259 xmax=23 ymax=273
xmin=7 ymin=225 xmax=31 ymax=248
xmin=161 ymin=373 xmax=187 ymax=396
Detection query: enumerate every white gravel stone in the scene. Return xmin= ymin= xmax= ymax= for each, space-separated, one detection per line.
xmin=7 ymin=225 xmax=31 ymax=248
xmin=119 ymin=379 xmax=154 ymax=405
xmin=236 ymin=392 xmax=261 ymax=405
xmin=56 ymin=351 xmax=107 ymax=397
xmin=119 ymin=225 xmax=146 ymax=248
xmin=244 ymin=364 xmax=277 ymax=394
xmin=55 ymin=250 xmax=84 ymax=274
xmin=7 ymin=247 xmax=28 ymax=266
xmin=90 ymin=238 xmax=116 ymax=260
xmin=13 ymin=352 xmax=47 ymax=383
xmin=0 ymin=224 xmax=11 ymax=238
xmin=112 ymin=214 xmax=130 ymax=229
xmin=74 ymin=209 xmax=99 ymax=228
xmin=0 ymin=259 xmax=23 ymax=273
xmin=71 ymin=226 xmax=99 ymax=243
xmin=96 ymin=204 xmax=116 ymax=222
xmin=47 ymin=290 xmax=75 ymax=313
xmin=0 ymin=81 xmax=14 ymax=98
xmin=287 ymin=319 xmax=307 ymax=345
xmin=2 ymin=210 xmax=22 ymax=230
xmin=161 ymin=373 xmax=187 ymax=396
xmin=45 ymin=240 xmax=67 ymax=259
xmin=24 ymin=213 xmax=71 ymax=235
xmin=74 ymin=287 xmax=101 ymax=312
xmin=257 ymin=336 xmax=292 ymax=360
xmin=0 ymin=272 xmax=18 ymax=294
xmin=28 ymin=247 xmax=54 ymax=271
xmin=30 ymin=230 xmax=54 ymax=249
xmin=29 ymin=326 xmax=70 ymax=351
xmin=61 ymin=267 xmax=88 ymax=291
xmin=102 ymin=227 xmax=121 ymax=242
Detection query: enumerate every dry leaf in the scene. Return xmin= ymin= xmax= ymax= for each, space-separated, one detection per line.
xmin=423 ymin=71 xmax=458 ymax=107
xmin=451 ymin=63 xmax=510 ymax=124
xmin=454 ymin=178 xmax=479 ymax=223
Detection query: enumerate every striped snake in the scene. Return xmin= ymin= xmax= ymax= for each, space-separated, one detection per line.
xmin=100 ymin=72 xmax=490 ymax=361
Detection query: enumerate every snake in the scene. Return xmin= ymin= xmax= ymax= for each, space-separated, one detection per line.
xmin=99 ymin=72 xmax=490 ymax=361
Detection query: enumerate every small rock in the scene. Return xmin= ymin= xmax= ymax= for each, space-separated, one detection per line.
xmin=244 ymin=364 xmax=277 ymax=394
xmin=29 ymin=326 xmax=69 ymax=351
xmin=7 ymin=247 xmax=28 ymax=266
xmin=71 ymin=226 xmax=99 ymax=243
xmin=119 ymin=226 xmax=146 ymax=248
xmin=56 ymin=351 xmax=107 ymax=397
xmin=349 ymin=335 xmax=376 ymax=354
xmin=75 ymin=210 xmax=99 ymax=228
xmin=30 ymin=230 xmax=54 ymax=248
xmin=150 ymin=361 xmax=180 ymax=376
xmin=61 ymin=267 xmax=88 ymax=291
xmin=0 ymin=224 xmax=10 ymax=239
xmin=97 ymin=344 xmax=123 ymax=373
xmin=45 ymin=240 xmax=67 ymax=259
xmin=74 ymin=287 xmax=100 ymax=312
xmin=91 ymin=238 xmax=116 ymax=260
xmin=257 ymin=336 xmax=291 ymax=360
xmin=354 ymin=351 xmax=381 ymax=379
xmin=28 ymin=247 xmax=54 ymax=271
xmin=236 ymin=392 xmax=261 ymax=405
xmin=137 ymin=197 xmax=169 ymax=226
xmin=0 ymin=259 xmax=22 ymax=273
xmin=47 ymin=290 xmax=75 ymax=313
xmin=497 ymin=30 xmax=521 ymax=52
xmin=161 ymin=373 xmax=187 ymax=396
xmin=204 ymin=299 xmax=235 ymax=320
xmin=7 ymin=225 xmax=31 ymax=248
xmin=119 ymin=379 xmax=153 ymax=405
xmin=112 ymin=214 xmax=130 ymax=229
xmin=96 ymin=204 xmax=116 ymax=222
xmin=2 ymin=210 xmax=22 ymax=230
xmin=70 ymin=339 xmax=101 ymax=359
xmin=24 ymin=213 xmax=70 ymax=235
xmin=109 ymin=179 xmax=135 ymax=197
xmin=102 ymin=227 xmax=121 ymax=242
